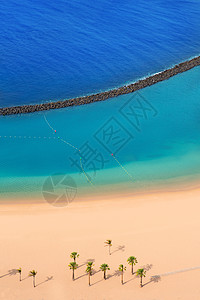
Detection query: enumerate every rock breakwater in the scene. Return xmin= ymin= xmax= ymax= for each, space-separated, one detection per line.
xmin=1 ymin=56 xmax=200 ymax=116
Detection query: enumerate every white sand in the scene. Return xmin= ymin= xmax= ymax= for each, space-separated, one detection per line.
xmin=0 ymin=187 xmax=200 ymax=300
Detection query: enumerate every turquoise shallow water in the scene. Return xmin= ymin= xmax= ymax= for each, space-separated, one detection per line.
xmin=0 ymin=66 xmax=200 ymax=199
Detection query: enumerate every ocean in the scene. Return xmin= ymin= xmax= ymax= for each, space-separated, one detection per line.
xmin=0 ymin=0 xmax=200 ymax=200
xmin=0 ymin=66 xmax=200 ymax=199
xmin=0 ymin=0 xmax=200 ymax=107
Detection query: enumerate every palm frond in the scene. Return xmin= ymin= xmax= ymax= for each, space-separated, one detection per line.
xmin=100 ymin=263 xmax=110 ymax=271
xmin=86 ymin=261 xmax=94 ymax=273
xmin=70 ymin=252 xmax=79 ymax=258
xmin=104 ymin=239 xmax=112 ymax=246
xmin=68 ymin=262 xmax=78 ymax=270
xmin=136 ymin=268 xmax=146 ymax=277
xmin=127 ymin=256 xmax=138 ymax=265
xmin=119 ymin=264 xmax=126 ymax=271
xmin=29 ymin=270 xmax=37 ymax=277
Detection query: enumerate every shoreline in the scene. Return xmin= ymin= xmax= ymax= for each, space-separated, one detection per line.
xmin=1 ymin=55 xmax=200 ymax=116
xmin=0 ymin=179 xmax=199 ymax=207
xmin=0 ymin=187 xmax=200 ymax=300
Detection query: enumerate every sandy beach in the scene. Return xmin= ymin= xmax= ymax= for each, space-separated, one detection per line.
xmin=0 ymin=187 xmax=200 ymax=300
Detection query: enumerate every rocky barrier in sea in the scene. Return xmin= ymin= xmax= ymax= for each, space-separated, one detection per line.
xmin=1 ymin=56 xmax=200 ymax=116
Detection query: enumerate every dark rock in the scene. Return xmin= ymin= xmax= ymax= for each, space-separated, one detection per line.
xmin=0 ymin=56 xmax=200 ymax=116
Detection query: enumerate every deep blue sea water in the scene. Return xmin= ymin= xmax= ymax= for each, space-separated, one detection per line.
xmin=0 ymin=0 xmax=200 ymax=107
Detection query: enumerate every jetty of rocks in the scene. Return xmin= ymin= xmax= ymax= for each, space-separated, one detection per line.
xmin=1 ymin=56 xmax=200 ymax=116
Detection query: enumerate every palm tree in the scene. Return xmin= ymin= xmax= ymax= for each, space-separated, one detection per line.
xmin=104 ymin=240 xmax=112 ymax=255
xmin=119 ymin=264 xmax=126 ymax=284
xmin=17 ymin=268 xmax=22 ymax=281
xmin=100 ymin=263 xmax=110 ymax=280
xmin=70 ymin=252 xmax=79 ymax=263
xmin=127 ymin=256 xmax=138 ymax=274
xmin=68 ymin=262 xmax=78 ymax=281
xmin=136 ymin=268 xmax=146 ymax=287
xmin=86 ymin=261 xmax=94 ymax=286
xmin=29 ymin=270 xmax=37 ymax=287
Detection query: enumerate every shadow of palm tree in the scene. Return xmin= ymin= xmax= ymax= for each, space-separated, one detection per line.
xmin=0 ymin=274 xmax=9 ymax=279
xmin=142 ymin=281 xmax=151 ymax=287
xmin=92 ymin=269 xmax=100 ymax=275
xmin=123 ymin=276 xmax=137 ymax=285
xmin=85 ymin=259 xmax=95 ymax=263
xmin=36 ymin=276 xmax=53 ymax=287
xmin=158 ymin=266 xmax=200 ymax=277
xmin=21 ymin=275 xmax=29 ymax=281
xmin=143 ymin=275 xmax=161 ymax=287
xmin=111 ymin=245 xmax=125 ymax=255
xmin=113 ymin=270 xmax=121 ymax=277
xmin=151 ymin=275 xmax=161 ymax=282
xmin=77 ymin=263 xmax=86 ymax=268
xmin=75 ymin=273 xmax=87 ymax=280
xmin=78 ymin=259 xmax=95 ymax=269
xmin=90 ymin=278 xmax=103 ymax=286
xmin=107 ymin=269 xmax=121 ymax=279
xmin=142 ymin=264 xmax=153 ymax=271
xmin=0 ymin=269 xmax=18 ymax=278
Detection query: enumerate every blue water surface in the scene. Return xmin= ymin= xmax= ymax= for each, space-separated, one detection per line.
xmin=0 ymin=66 xmax=200 ymax=197
xmin=0 ymin=0 xmax=200 ymax=107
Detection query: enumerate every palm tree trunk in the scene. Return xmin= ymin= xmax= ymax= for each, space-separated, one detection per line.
xmin=121 ymin=272 xmax=123 ymax=284
xmin=104 ymin=270 xmax=106 ymax=280
xmin=109 ymin=245 xmax=111 ymax=255
xmin=72 ymin=269 xmax=74 ymax=281
xmin=88 ymin=272 xmax=90 ymax=286
xmin=140 ymin=276 xmax=142 ymax=287
xmin=33 ymin=276 xmax=35 ymax=288
xmin=74 ymin=257 xmax=75 ymax=262
xmin=132 ymin=264 xmax=133 ymax=275
xmin=20 ymin=273 xmax=21 ymax=281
